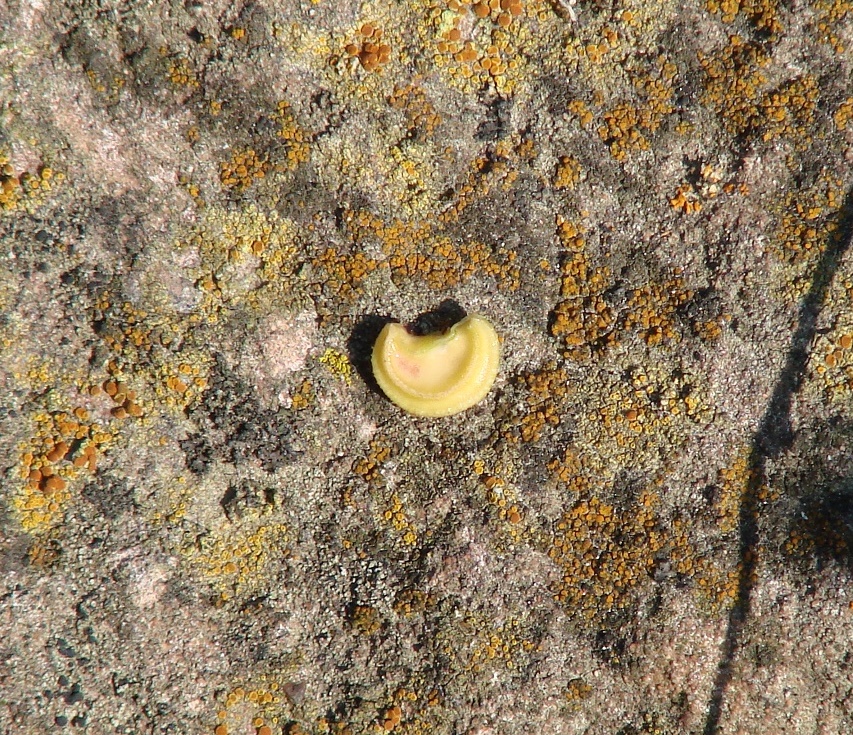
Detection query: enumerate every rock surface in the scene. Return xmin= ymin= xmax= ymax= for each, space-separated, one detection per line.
xmin=1 ymin=0 xmax=852 ymax=733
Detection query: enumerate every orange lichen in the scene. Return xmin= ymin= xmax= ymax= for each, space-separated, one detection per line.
xmin=669 ymin=183 xmax=703 ymax=214
xmin=812 ymin=0 xmax=852 ymax=53
xmin=499 ymin=363 xmax=570 ymax=443
xmin=165 ymin=54 xmax=199 ymax=88
xmin=13 ymin=402 xmax=117 ymax=534
xmin=597 ymin=61 xmax=676 ymax=160
xmin=772 ymin=173 xmax=844 ymax=265
xmin=345 ymin=23 xmax=392 ymax=72
xmin=549 ymin=218 xmax=616 ymax=359
xmin=700 ymin=36 xmax=820 ymax=146
xmin=623 ymin=271 xmax=693 ymax=347
xmin=549 ymin=491 xmax=664 ymax=620
xmin=275 ymin=101 xmax=311 ymax=170
xmin=835 ymin=97 xmax=853 ymax=131
xmin=554 ymin=155 xmax=582 ymax=190
xmin=388 ymin=81 xmax=442 ymax=139
xmin=219 ymin=148 xmax=269 ymax=192
xmin=705 ymin=0 xmax=783 ymax=39
xmin=0 ymin=155 xmax=61 ymax=212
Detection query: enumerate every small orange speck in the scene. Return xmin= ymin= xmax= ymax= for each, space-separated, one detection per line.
xmin=215 ymin=725 xmax=228 ymax=735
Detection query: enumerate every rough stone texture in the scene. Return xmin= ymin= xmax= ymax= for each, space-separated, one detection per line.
xmin=1 ymin=0 xmax=852 ymax=734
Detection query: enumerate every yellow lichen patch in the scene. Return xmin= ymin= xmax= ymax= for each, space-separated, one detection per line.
xmin=467 ymin=616 xmax=537 ymax=672
xmin=808 ymin=307 xmax=853 ymax=405
xmin=350 ymin=604 xmax=382 ymax=635
xmin=372 ymin=315 xmax=500 ymax=417
xmin=12 ymin=406 xmax=116 ymax=535
xmin=394 ymin=587 xmax=434 ymax=616
xmin=477 ymin=461 xmax=527 ymax=548
xmin=85 ymin=67 xmax=125 ymax=104
xmin=102 ymin=378 xmax=146 ymax=419
xmin=388 ymin=81 xmax=442 ymax=139
xmin=288 ymin=378 xmax=314 ymax=410
xmin=319 ymin=349 xmax=353 ymax=385
xmin=439 ymin=136 xmax=536 ymax=225
xmin=669 ymin=183 xmax=703 ymax=214
xmin=596 ymin=60 xmax=676 ymax=160
xmin=554 ymin=155 xmax=582 ymax=190
xmin=714 ymin=447 xmax=771 ymax=533
xmin=342 ymin=208 xmax=520 ymax=291
xmin=310 ymin=246 xmax=380 ymax=302
xmin=758 ymin=75 xmax=819 ymax=144
xmin=416 ymin=0 xmax=545 ymax=96
xmin=316 ymin=718 xmax=354 ymax=735
xmin=548 ymin=446 xmax=595 ymax=495
xmin=771 ymin=173 xmax=844 ymax=266
xmin=671 ymin=517 xmax=751 ymax=614
xmin=382 ymin=493 xmax=419 ymax=546
xmin=165 ymin=53 xmax=199 ymax=88
xmin=0 ymin=153 xmax=61 ymax=213
xmin=835 ymin=97 xmax=853 ymax=131
xmin=549 ymin=491 xmax=664 ymax=620
xmin=670 ymin=164 xmax=727 ymax=215
xmin=219 ymin=148 xmax=269 ymax=192
xmin=213 ymin=680 xmax=284 ymax=735
xmin=699 ymin=34 xmax=767 ymax=136
xmin=180 ymin=205 xmax=299 ymax=318
xmin=550 ymin=452 xmax=745 ymax=616
xmin=597 ymin=366 xmax=709 ymax=443
xmin=565 ymin=678 xmax=592 ymax=708
xmin=378 ymin=704 xmax=402 ymax=731
xmin=93 ymin=292 xmax=212 ymax=414
xmin=549 ymin=218 xmax=616 ymax=359
xmin=812 ymin=0 xmax=851 ymax=53
xmin=185 ymin=520 xmax=289 ymax=601
xmin=705 ymin=0 xmax=783 ymax=39
xmin=275 ymin=100 xmax=311 ymax=171
xmin=352 ymin=435 xmax=394 ymax=484
xmin=567 ymin=99 xmax=593 ymax=127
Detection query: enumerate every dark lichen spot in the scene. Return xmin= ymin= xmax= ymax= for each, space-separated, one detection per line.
xmin=180 ymin=357 xmax=297 ymax=474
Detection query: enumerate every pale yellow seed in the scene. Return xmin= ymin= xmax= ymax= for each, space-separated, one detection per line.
xmin=371 ymin=315 xmax=500 ymax=417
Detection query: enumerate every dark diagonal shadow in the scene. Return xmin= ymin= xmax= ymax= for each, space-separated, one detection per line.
xmin=703 ymin=183 xmax=853 ymax=734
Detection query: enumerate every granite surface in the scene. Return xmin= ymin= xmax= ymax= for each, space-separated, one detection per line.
xmin=1 ymin=0 xmax=853 ymax=733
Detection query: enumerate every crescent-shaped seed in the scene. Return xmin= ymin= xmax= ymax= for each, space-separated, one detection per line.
xmin=371 ymin=314 xmax=500 ymax=417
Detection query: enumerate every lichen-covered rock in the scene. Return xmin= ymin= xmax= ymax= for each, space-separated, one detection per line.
xmin=1 ymin=0 xmax=853 ymax=733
